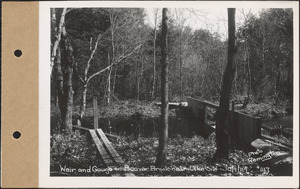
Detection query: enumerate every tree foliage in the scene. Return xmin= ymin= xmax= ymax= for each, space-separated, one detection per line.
xmin=235 ymin=9 xmax=293 ymax=105
xmin=51 ymin=8 xmax=293 ymax=130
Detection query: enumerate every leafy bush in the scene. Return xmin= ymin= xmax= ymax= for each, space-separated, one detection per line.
xmin=50 ymin=130 xmax=106 ymax=176
xmin=237 ymin=103 xmax=287 ymax=119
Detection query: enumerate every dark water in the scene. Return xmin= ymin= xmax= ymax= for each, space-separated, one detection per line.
xmin=81 ymin=109 xmax=214 ymax=139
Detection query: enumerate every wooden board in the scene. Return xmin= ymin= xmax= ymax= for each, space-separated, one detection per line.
xmin=96 ymin=129 xmax=135 ymax=177
xmin=89 ymin=130 xmax=115 ymax=167
xmin=187 ymin=97 xmax=204 ymax=116
xmin=72 ymin=125 xmax=90 ymax=131
xmin=93 ymin=96 xmax=99 ymax=129
xmin=237 ymin=112 xmax=261 ymax=145
xmin=261 ymin=134 xmax=293 ymax=150
xmin=229 ymin=111 xmax=239 ymax=145
xmin=96 ymin=129 xmax=125 ymax=166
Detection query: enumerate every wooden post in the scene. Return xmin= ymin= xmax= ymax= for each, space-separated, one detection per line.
xmin=256 ymin=118 xmax=261 ymax=138
xmin=230 ymin=101 xmax=237 ymax=147
xmin=203 ymin=104 xmax=207 ymax=125
xmin=93 ymin=96 xmax=99 ymax=129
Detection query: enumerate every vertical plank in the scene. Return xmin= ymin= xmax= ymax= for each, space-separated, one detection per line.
xmin=93 ymin=96 xmax=98 ymax=129
xmin=231 ymin=101 xmax=235 ymax=111
xmin=237 ymin=112 xmax=261 ymax=145
xmin=203 ymin=104 xmax=207 ymax=124
xmin=256 ymin=118 xmax=261 ymax=138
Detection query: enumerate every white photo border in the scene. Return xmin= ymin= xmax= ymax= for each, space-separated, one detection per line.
xmin=39 ymin=1 xmax=299 ymax=188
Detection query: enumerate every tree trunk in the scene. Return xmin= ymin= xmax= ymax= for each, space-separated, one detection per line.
xmin=51 ymin=8 xmax=67 ymax=76
xmin=80 ymin=84 xmax=88 ymax=119
xmin=286 ymin=54 xmax=293 ymax=105
xmin=151 ymin=11 xmax=158 ymax=101
xmin=53 ymin=8 xmax=74 ymax=134
xmin=107 ymin=65 xmax=112 ymax=105
xmin=136 ymin=58 xmax=140 ymax=101
xmin=243 ymin=38 xmax=251 ymax=108
xmin=179 ymin=44 xmax=183 ymax=100
xmin=59 ymin=33 xmax=75 ymax=134
xmin=156 ymin=8 xmax=169 ymax=167
xmin=137 ymin=52 xmax=144 ymax=101
xmin=108 ymin=13 xmax=115 ymax=105
xmin=56 ymin=46 xmax=64 ymax=123
xmin=215 ymin=8 xmax=236 ymax=159
xmin=112 ymin=66 xmax=118 ymax=93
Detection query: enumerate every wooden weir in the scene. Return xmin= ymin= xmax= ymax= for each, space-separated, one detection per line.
xmin=73 ymin=96 xmax=134 ymax=177
xmin=187 ymin=97 xmax=292 ymax=151
xmin=187 ymin=97 xmax=261 ymax=146
xmin=187 ymin=97 xmax=293 ymax=169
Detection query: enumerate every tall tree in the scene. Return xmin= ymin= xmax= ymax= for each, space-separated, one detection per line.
xmin=78 ymin=33 xmax=113 ymax=119
xmin=156 ymin=8 xmax=169 ymax=167
xmin=151 ymin=9 xmax=159 ymax=101
xmin=105 ymin=8 xmax=144 ymax=104
xmin=51 ymin=8 xmax=75 ymax=134
xmin=214 ymin=8 xmax=236 ymax=159
xmin=236 ymin=9 xmax=293 ymax=103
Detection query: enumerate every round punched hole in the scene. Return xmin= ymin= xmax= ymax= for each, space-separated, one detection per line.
xmin=13 ymin=131 xmax=21 ymax=139
xmin=14 ymin=49 xmax=22 ymax=57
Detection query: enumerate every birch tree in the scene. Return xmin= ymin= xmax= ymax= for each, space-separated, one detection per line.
xmin=51 ymin=8 xmax=75 ymax=133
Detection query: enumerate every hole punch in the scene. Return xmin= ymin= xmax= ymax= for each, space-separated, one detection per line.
xmin=13 ymin=131 xmax=21 ymax=139
xmin=14 ymin=49 xmax=22 ymax=57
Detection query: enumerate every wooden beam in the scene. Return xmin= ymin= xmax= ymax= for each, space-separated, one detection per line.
xmin=89 ymin=130 xmax=115 ymax=167
xmin=72 ymin=125 xmax=90 ymax=131
xmin=96 ymin=129 xmax=135 ymax=177
xmin=93 ymin=96 xmax=99 ymax=129
xmin=261 ymin=134 xmax=293 ymax=150
xmin=203 ymin=101 xmax=219 ymax=109
xmin=104 ymin=133 xmax=120 ymax=139
xmin=72 ymin=125 xmax=120 ymax=139
xmin=96 ymin=129 xmax=124 ymax=166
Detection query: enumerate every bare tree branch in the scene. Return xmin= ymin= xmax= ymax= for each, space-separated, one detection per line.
xmin=78 ymin=75 xmax=85 ymax=84
xmin=87 ymin=63 xmax=114 ymax=83
xmin=84 ymin=34 xmax=102 ymax=81
xmin=115 ymin=44 xmax=142 ymax=63
xmin=86 ymin=43 xmax=141 ymax=84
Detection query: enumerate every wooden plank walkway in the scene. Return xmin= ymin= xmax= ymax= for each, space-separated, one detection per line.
xmin=72 ymin=97 xmax=131 ymax=176
xmin=88 ymin=129 xmax=134 ymax=177
xmin=96 ymin=129 xmax=124 ymax=165
xmin=96 ymin=129 xmax=135 ymax=177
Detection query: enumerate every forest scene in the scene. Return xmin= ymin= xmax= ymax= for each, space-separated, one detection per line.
xmin=50 ymin=7 xmax=293 ymax=177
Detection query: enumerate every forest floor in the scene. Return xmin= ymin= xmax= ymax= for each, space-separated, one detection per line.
xmin=50 ymin=99 xmax=293 ymax=176
xmin=111 ymin=134 xmax=275 ymax=176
